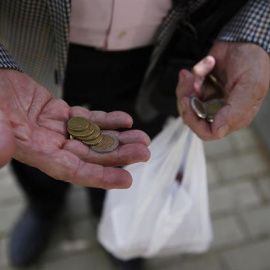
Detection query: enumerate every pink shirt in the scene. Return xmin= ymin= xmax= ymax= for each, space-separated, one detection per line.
xmin=70 ymin=0 xmax=172 ymax=50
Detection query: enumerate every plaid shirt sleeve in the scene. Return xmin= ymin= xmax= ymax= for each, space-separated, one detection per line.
xmin=0 ymin=43 xmax=22 ymax=71
xmin=217 ymin=0 xmax=270 ymax=55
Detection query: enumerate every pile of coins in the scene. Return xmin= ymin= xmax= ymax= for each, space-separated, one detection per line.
xmin=67 ymin=117 xmax=119 ymax=153
xmin=190 ymin=97 xmax=225 ymax=123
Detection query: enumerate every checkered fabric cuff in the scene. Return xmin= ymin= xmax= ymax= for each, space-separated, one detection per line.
xmin=0 ymin=43 xmax=22 ymax=71
xmin=218 ymin=0 xmax=270 ymax=55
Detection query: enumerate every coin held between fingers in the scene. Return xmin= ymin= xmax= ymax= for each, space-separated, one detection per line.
xmin=190 ymin=97 xmax=225 ymax=123
xmin=205 ymin=99 xmax=225 ymax=123
xmin=203 ymin=74 xmax=224 ymax=101
xmin=190 ymin=97 xmax=207 ymax=119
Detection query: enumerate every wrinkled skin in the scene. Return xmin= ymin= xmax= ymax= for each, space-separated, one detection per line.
xmin=176 ymin=41 xmax=270 ymax=140
xmin=0 ymin=69 xmax=151 ymax=189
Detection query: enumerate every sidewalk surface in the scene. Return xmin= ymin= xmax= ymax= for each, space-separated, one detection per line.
xmin=1 ymin=125 xmax=270 ymax=270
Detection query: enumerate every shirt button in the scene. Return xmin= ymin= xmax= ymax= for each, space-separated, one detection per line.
xmin=118 ymin=31 xmax=127 ymax=39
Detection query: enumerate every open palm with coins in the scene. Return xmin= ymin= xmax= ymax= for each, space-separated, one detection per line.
xmin=0 ymin=69 xmax=150 ymax=189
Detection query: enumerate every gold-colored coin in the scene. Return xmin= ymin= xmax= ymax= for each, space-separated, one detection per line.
xmin=202 ymin=74 xmax=224 ymax=101
xmin=67 ymin=117 xmax=90 ymax=131
xmin=90 ymin=132 xmax=119 ymax=153
xmin=82 ymin=134 xmax=103 ymax=146
xmin=205 ymin=99 xmax=225 ymax=118
xmin=67 ymin=124 xmax=97 ymax=138
xmin=205 ymin=99 xmax=225 ymax=123
xmin=207 ymin=74 xmax=223 ymax=90
xmin=76 ymin=124 xmax=100 ymax=140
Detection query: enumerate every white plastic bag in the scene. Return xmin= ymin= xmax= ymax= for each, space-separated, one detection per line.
xmin=98 ymin=117 xmax=212 ymax=260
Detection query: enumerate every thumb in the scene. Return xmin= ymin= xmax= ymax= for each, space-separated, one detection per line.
xmin=211 ymin=79 xmax=258 ymax=138
xmin=0 ymin=110 xmax=15 ymax=168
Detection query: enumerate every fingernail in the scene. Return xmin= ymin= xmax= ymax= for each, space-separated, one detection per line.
xmin=218 ymin=125 xmax=229 ymax=138
xmin=203 ymin=56 xmax=213 ymax=65
xmin=203 ymin=57 xmax=210 ymax=64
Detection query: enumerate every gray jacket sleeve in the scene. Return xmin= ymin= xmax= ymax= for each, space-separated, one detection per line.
xmin=0 ymin=43 xmax=22 ymax=71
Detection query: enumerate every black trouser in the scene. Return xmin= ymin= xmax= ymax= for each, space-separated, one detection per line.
xmin=11 ymin=44 xmax=168 ymax=217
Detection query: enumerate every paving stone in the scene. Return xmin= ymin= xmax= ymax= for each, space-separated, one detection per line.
xmin=204 ymin=137 xmax=234 ymax=159
xmin=1 ymin=265 xmax=38 ymax=270
xmin=241 ymin=205 xmax=270 ymax=237
xmin=43 ymin=218 xmax=99 ymax=260
xmin=209 ymin=181 xmax=260 ymax=214
xmin=144 ymin=255 xmax=183 ymax=270
xmin=0 ymin=203 xmax=25 ymax=234
xmin=207 ymin=162 xmax=221 ymax=186
xmin=0 ymin=174 xmax=23 ymax=203
xmin=70 ymin=218 xmax=97 ymax=244
xmin=229 ymin=127 xmax=260 ymax=152
xmin=0 ymin=165 xmax=13 ymax=178
xmin=222 ymin=239 xmax=270 ymax=270
xmin=41 ymin=249 xmax=112 ymax=270
xmin=216 ymin=152 xmax=269 ymax=182
xmin=258 ymin=175 xmax=270 ymax=200
xmin=176 ymin=256 xmax=223 ymax=270
xmin=211 ymin=216 xmax=246 ymax=249
xmin=0 ymin=237 xmax=8 ymax=268
xmin=145 ymin=255 xmax=222 ymax=270
xmin=42 ymin=221 xmax=70 ymax=260
xmin=66 ymin=188 xmax=90 ymax=219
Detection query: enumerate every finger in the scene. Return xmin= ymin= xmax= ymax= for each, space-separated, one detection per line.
xmin=62 ymin=134 xmax=151 ymax=167
xmin=39 ymin=149 xmax=133 ymax=189
xmin=38 ymin=118 xmax=67 ymax=135
xmin=107 ymin=129 xmax=151 ymax=146
xmin=181 ymin=97 xmax=215 ymax=140
xmin=176 ymin=69 xmax=195 ymax=115
xmin=38 ymin=99 xmax=70 ymax=134
xmin=192 ymin=56 xmax=216 ymax=90
xmin=40 ymin=99 xmax=70 ymax=120
xmin=70 ymin=107 xmax=133 ymax=129
xmin=0 ymin=110 xmax=15 ymax=167
xmin=76 ymin=165 xmax=133 ymax=189
xmin=211 ymin=79 xmax=263 ymax=138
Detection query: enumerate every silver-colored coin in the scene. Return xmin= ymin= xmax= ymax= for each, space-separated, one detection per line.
xmin=90 ymin=132 xmax=119 ymax=153
xmin=190 ymin=97 xmax=207 ymax=119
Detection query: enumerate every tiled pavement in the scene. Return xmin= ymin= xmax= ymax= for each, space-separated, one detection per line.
xmin=1 ymin=126 xmax=270 ymax=270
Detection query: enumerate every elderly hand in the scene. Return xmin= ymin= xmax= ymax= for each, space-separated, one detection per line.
xmin=0 ymin=69 xmax=150 ymax=188
xmin=176 ymin=41 xmax=270 ymax=140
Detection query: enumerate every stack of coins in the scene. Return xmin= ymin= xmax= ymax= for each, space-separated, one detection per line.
xmin=190 ymin=97 xmax=224 ymax=123
xmin=67 ymin=117 xmax=119 ymax=153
